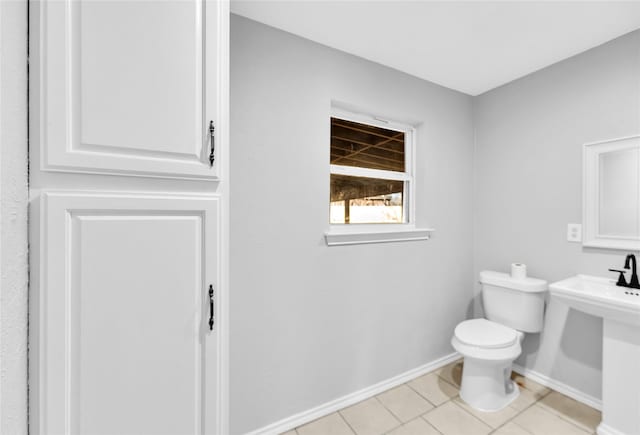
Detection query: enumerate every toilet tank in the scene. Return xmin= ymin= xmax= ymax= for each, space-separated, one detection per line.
xmin=480 ymin=271 xmax=547 ymax=333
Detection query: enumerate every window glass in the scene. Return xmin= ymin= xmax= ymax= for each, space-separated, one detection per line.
xmin=330 ymin=174 xmax=404 ymax=224
xmin=329 ymin=113 xmax=412 ymax=226
xmin=331 ymin=118 xmax=405 ymax=172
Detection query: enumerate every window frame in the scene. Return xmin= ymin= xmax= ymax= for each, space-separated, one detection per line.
xmin=326 ymin=108 xmax=432 ymax=245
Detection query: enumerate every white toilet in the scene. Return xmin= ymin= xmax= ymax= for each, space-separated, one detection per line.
xmin=451 ymin=270 xmax=547 ymax=412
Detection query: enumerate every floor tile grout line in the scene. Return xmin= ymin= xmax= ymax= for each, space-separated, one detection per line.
xmin=381 ymin=419 xmax=404 ymax=435
xmin=381 ymin=415 xmax=445 ymax=435
xmin=448 ymin=398 xmax=495 ymax=431
xmin=336 ymin=409 xmax=358 ymax=435
xmin=488 ymin=388 xmax=567 ymax=435
xmin=418 ymin=395 xmax=454 ymax=435
xmin=434 ymin=370 xmax=461 ymax=391
xmin=404 ymin=381 xmax=438 ymax=408
xmin=420 ymin=394 xmax=456 ymax=416
xmin=374 ymin=407 xmax=407 ymax=430
xmin=485 ymin=413 xmax=526 ymax=434
xmin=487 ymin=403 xmax=535 ymax=435
xmin=495 ymin=401 xmax=555 ymax=435
xmin=375 ymin=383 xmax=434 ymax=426
xmin=418 ymin=414 xmax=445 ymax=435
xmin=404 ymin=377 xmax=455 ymax=408
xmin=373 ymin=394 xmax=404 ymax=426
xmin=536 ymin=394 xmax=598 ymax=433
xmin=531 ymin=402 xmax=594 ymax=434
xmin=507 ymin=420 xmax=536 ymax=435
xmin=550 ymin=412 xmax=597 ymax=433
xmin=433 ymin=370 xmax=461 ymax=390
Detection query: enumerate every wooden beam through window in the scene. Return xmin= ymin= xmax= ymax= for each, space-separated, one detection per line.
xmin=332 ymin=135 xmax=405 ymax=155
xmin=332 ymin=119 xmax=404 ymax=144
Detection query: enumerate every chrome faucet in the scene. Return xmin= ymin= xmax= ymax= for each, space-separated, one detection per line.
xmin=609 ymin=254 xmax=640 ymax=289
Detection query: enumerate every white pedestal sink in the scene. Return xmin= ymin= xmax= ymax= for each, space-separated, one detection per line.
xmin=550 ymin=275 xmax=640 ymax=435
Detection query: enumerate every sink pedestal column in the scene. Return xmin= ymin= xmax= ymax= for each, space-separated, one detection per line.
xmin=597 ymin=319 xmax=640 ymax=435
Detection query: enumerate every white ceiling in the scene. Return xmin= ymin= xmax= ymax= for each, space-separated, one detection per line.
xmin=231 ymin=1 xmax=640 ymax=95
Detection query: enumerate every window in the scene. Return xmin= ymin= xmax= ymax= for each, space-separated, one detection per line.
xmin=326 ymin=109 xmax=433 ymax=246
xmin=330 ymin=111 xmax=413 ymax=225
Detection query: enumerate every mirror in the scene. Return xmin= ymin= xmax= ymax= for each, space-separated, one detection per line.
xmin=584 ymin=136 xmax=640 ymax=250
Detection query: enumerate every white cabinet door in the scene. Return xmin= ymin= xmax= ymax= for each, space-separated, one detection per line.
xmin=35 ymin=0 xmax=224 ymax=180
xmin=34 ymin=192 xmax=220 ymax=434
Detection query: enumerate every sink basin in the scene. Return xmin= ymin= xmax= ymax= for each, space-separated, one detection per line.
xmin=549 ymin=275 xmax=640 ymax=326
xmin=550 ymin=274 xmax=640 ymax=435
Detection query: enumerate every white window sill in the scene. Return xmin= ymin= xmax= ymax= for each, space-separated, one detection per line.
xmin=324 ymin=226 xmax=434 ymax=246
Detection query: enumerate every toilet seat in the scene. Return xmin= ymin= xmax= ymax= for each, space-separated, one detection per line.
xmin=451 ymin=318 xmax=522 ymax=362
xmin=454 ymin=319 xmax=518 ymax=349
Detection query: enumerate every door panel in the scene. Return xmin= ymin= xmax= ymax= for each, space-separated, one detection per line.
xmin=39 ymin=192 xmax=219 ymax=434
xmin=73 ymin=216 xmax=202 ymax=434
xmin=79 ymin=1 xmax=200 ymax=157
xmin=38 ymin=0 xmax=221 ymax=179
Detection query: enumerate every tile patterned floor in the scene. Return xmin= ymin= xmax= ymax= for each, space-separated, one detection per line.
xmin=283 ymin=360 xmax=601 ymax=435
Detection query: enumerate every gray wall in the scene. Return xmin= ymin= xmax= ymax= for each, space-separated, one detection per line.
xmin=230 ymin=15 xmax=474 ymax=433
xmin=473 ymin=30 xmax=640 ymax=401
xmin=0 ymin=0 xmax=29 ymax=433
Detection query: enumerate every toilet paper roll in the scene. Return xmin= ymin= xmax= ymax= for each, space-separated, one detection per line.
xmin=511 ymin=263 xmax=527 ymax=280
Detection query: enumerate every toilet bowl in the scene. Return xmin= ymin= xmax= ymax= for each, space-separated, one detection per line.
xmin=452 ymin=318 xmax=523 ymax=411
xmin=452 ymin=271 xmax=547 ymax=412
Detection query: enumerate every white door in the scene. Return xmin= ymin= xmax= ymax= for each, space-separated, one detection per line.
xmin=35 ymin=193 xmax=219 ymax=435
xmin=35 ymin=0 xmax=224 ymax=180
xmin=29 ymin=0 xmax=228 ymax=433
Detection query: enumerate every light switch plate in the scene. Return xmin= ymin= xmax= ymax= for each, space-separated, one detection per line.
xmin=567 ymin=223 xmax=582 ymax=242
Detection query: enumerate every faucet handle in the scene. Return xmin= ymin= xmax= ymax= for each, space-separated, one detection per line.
xmin=608 ymin=269 xmax=628 ymax=287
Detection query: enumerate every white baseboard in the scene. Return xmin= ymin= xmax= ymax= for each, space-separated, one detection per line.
xmin=596 ymin=422 xmax=626 ymax=435
xmin=246 ymin=352 xmax=461 ymax=435
xmin=512 ymin=363 xmax=602 ymax=411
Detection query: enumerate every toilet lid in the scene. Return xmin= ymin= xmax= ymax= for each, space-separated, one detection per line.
xmin=454 ymin=319 xmax=518 ymax=349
